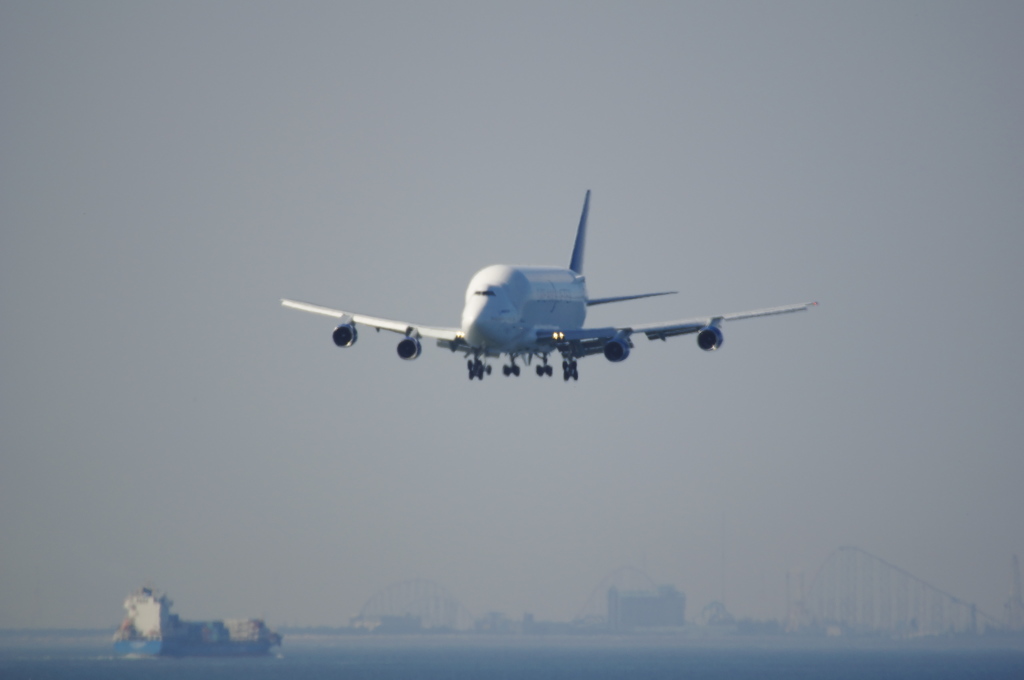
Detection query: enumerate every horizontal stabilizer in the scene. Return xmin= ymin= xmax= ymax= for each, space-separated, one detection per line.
xmin=587 ymin=291 xmax=677 ymax=306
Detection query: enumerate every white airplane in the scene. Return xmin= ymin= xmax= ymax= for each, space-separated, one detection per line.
xmin=282 ymin=191 xmax=816 ymax=381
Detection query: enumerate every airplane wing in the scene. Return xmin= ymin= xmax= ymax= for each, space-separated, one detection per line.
xmin=535 ymin=301 xmax=817 ymax=354
xmin=280 ymin=298 xmax=463 ymax=341
xmin=631 ymin=301 xmax=818 ymax=341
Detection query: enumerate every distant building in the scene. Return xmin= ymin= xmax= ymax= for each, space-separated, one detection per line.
xmin=350 ymin=614 xmax=422 ymax=634
xmin=608 ymin=585 xmax=686 ymax=630
xmin=474 ymin=612 xmax=516 ymax=634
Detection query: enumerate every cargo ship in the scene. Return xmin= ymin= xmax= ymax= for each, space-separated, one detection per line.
xmin=113 ymin=587 xmax=281 ymax=656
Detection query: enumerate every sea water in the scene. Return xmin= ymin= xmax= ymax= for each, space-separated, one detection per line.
xmin=2 ymin=635 xmax=1023 ymax=679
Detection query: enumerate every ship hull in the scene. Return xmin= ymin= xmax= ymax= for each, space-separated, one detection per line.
xmin=113 ymin=586 xmax=280 ymax=657
xmin=113 ymin=639 xmax=274 ymax=657
xmin=113 ymin=639 xmax=163 ymax=656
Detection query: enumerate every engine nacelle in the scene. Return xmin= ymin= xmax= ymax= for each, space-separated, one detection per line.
xmin=603 ymin=336 xmax=631 ymax=362
xmin=697 ymin=325 xmax=724 ymax=351
xmin=332 ymin=323 xmax=358 ymax=347
xmin=396 ymin=337 xmax=422 ymax=360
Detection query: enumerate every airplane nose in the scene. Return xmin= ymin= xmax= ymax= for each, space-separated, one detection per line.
xmin=466 ymin=315 xmax=498 ymax=347
xmin=462 ymin=300 xmax=484 ymax=330
xmin=463 ymin=301 xmax=511 ymax=347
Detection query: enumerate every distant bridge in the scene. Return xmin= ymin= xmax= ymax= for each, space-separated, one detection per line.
xmin=790 ymin=546 xmax=1001 ymax=636
xmin=355 ymin=579 xmax=474 ymax=630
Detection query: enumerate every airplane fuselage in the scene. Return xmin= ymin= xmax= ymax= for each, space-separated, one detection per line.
xmin=461 ymin=265 xmax=587 ymax=352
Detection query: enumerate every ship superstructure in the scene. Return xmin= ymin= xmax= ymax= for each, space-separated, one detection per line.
xmin=113 ymin=587 xmax=281 ymax=656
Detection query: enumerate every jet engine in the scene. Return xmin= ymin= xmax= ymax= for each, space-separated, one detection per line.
xmin=396 ymin=337 xmax=422 ymax=360
xmin=603 ymin=336 xmax=631 ymax=362
xmin=332 ymin=323 xmax=358 ymax=347
xmin=696 ymin=325 xmax=724 ymax=351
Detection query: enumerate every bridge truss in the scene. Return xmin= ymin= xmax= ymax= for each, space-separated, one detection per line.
xmin=357 ymin=579 xmax=473 ymax=630
xmin=802 ymin=546 xmax=1000 ymax=636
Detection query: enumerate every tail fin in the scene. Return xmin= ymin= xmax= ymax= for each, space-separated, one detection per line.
xmin=569 ymin=190 xmax=590 ymax=274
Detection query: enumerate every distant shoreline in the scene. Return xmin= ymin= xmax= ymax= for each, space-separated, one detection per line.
xmin=2 ymin=628 xmax=1023 ymax=653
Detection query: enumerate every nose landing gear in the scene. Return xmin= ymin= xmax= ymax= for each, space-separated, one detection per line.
xmin=562 ymin=360 xmax=578 ymax=381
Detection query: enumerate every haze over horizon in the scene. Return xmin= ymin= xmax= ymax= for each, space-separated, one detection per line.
xmin=2 ymin=2 xmax=1022 ymax=629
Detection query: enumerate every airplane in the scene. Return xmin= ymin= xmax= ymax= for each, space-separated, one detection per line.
xmin=281 ymin=191 xmax=816 ymax=381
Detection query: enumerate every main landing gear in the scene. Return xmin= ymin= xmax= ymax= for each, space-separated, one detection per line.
xmin=466 ymin=353 xmax=567 ymax=380
xmin=533 ymin=353 xmax=553 ymax=377
xmin=467 ymin=358 xmax=491 ymax=380
xmin=504 ymin=354 xmax=558 ymax=378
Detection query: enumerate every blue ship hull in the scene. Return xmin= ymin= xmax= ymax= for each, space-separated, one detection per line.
xmin=113 ymin=639 xmax=163 ymax=656
xmin=113 ymin=587 xmax=281 ymax=657
xmin=113 ymin=639 xmax=274 ymax=657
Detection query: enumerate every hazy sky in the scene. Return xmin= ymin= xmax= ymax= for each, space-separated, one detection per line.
xmin=2 ymin=1 xmax=1022 ymax=629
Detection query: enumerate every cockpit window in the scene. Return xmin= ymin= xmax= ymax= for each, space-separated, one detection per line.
xmin=474 ymin=290 xmax=496 ymax=296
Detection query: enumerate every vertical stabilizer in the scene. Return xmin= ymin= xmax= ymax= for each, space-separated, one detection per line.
xmin=569 ymin=190 xmax=590 ymax=274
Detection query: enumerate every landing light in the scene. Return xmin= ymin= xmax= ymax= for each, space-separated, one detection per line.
xmin=552 ymin=332 xmax=565 ymax=340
